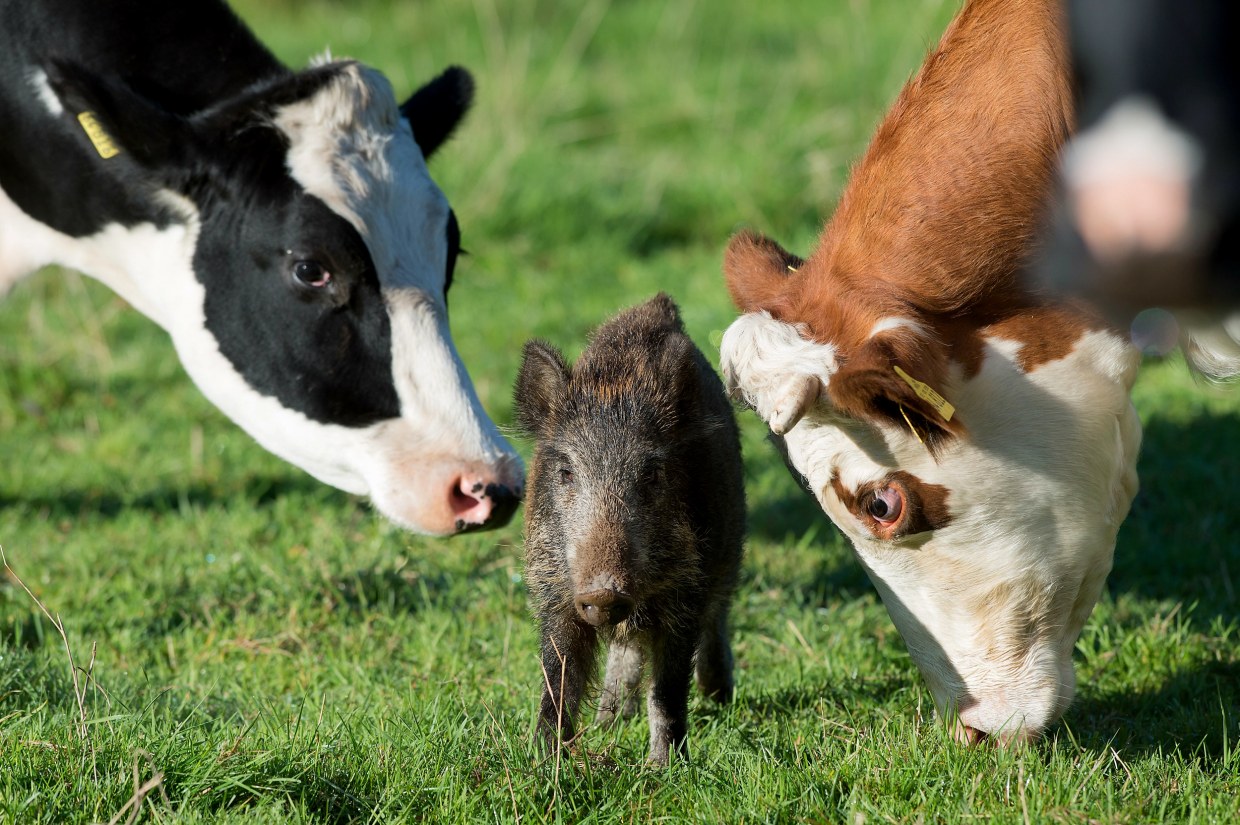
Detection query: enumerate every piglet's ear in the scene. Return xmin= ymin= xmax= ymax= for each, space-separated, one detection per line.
xmin=400 ymin=66 xmax=474 ymax=159
xmin=513 ymin=339 xmax=570 ymax=438
xmin=654 ymin=335 xmax=706 ymax=435
xmin=46 ymin=59 xmax=190 ymax=169
xmin=723 ymin=229 xmax=804 ymax=313
xmin=827 ymin=335 xmax=963 ymax=453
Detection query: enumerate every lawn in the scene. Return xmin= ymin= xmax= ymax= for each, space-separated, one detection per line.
xmin=2 ymin=0 xmax=1238 ymax=822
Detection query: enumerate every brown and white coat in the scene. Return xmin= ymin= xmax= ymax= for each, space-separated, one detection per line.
xmin=720 ymin=0 xmax=1142 ymax=743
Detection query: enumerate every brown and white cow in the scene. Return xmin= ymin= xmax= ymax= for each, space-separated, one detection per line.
xmin=720 ymin=0 xmax=1142 ymax=743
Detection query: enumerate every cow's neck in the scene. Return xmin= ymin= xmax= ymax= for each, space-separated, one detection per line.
xmin=809 ymin=0 xmax=1073 ymax=318
xmin=26 ymin=0 xmax=287 ymax=114
xmin=0 ymin=180 xmax=199 ymax=332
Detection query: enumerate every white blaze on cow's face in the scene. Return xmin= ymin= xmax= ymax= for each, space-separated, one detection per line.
xmin=257 ymin=64 xmax=523 ymax=533
xmin=721 ymin=311 xmax=1142 ymax=743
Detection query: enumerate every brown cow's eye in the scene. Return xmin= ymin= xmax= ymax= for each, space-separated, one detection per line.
xmin=867 ymin=486 xmax=904 ymax=525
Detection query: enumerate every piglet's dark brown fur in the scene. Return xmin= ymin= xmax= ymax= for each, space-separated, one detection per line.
xmin=513 ymin=293 xmax=745 ymax=765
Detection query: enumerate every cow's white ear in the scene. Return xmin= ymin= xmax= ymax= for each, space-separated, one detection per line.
xmin=400 ymin=66 xmax=474 ymax=159
xmin=768 ymin=374 xmax=821 ymax=435
xmin=720 ymin=312 xmax=834 ymax=433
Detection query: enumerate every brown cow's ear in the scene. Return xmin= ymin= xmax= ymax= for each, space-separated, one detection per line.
xmin=827 ymin=335 xmax=963 ymax=453
xmin=723 ymin=229 xmax=804 ymax=313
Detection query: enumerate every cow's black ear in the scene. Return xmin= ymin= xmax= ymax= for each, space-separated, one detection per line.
xmin=513 ymin=339 xmax=569 ymax=438
xmin=399 ymin=66 xmax=474 ymax=159
xmin=45 ymin=59 xmax=189 ymax=168
xmin=193 ymin=63 xmax=347 ymax=137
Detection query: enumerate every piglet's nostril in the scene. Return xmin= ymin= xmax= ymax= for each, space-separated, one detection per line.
xmin=574 ymin=590 xmax=635 ymax=627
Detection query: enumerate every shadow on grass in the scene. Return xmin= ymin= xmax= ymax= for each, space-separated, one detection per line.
xmin=746 ymin=478 xmax=824 ymax=545
xmin=328 ymin=565 xmax=458 ymax=617
xmin=162 ymin=763 xmax=379 ymax=825
xmin=1109 ymin=411 xmax=1240 ymax=626
xmin=1065 ymin=658 xmax=1240 ymax=763
xmin=0 ymin=475 xmax=337 ymax=523
xmin=729 ymin=672 xmax=912 ymax=721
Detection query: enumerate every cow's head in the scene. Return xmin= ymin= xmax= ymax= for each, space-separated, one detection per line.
xmin=719 ymin=0 xmax=1143 ymax=742
xmin=721 ymin=238 xmax=1142 ymax=743
xmin=48 ymin=60 xmax=522 ymax=535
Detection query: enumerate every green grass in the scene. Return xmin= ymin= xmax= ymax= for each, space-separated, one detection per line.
xmin=2 ymin=0 xmax=1238 ymax=821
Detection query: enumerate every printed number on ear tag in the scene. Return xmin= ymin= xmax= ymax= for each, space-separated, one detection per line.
xmin=893 ymin=365 xmax=955 ymax=422
xmin=77 ymin=112 xmax=120 ymax=159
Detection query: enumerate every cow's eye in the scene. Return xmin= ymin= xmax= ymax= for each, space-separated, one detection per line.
xmin=292 ymin=260 xmax=332 ymax=288
xmin=866 ymin=486 xmax=904 ymax=525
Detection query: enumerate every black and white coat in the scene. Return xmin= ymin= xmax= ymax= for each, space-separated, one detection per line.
xmin=0 ymin=0 xmax=522 ymax=534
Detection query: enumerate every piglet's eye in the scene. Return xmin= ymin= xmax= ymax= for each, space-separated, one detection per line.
xmin=867 ymin=486 xmax=904 ymax=525
xmin=292 ymin=260 xmax=332 ymax=288
xmin=559 ymin=468 xmax=575 ymax=486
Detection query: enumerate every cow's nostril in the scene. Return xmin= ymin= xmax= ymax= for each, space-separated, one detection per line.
xmin=449 ymin=477 xmax=484 ymax=517
xmin=955 ymin=723 xmax=989 ymax=746
xmin=449 ymin=478 xmax=522 ymax=534
xmin=482 ymin=483 xmax=521 ymax=528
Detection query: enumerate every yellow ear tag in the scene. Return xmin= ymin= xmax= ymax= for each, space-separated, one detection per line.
xmin=893 ymin=365 xmax=955 ymax=422
xmin=898 ymin=403 xmax=924 ymax=445
xmin=77 ymin=112 xmax=120 ymax=159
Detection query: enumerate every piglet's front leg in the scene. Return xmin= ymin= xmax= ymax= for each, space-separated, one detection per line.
xmin=645 ymin=631 xmax=696 ymax=765
xmin=537 ymin=619 xmax=596 ymax=752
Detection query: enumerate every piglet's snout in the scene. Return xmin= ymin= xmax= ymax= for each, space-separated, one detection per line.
xmin=574 ymin=589 xmax=635 ymax=627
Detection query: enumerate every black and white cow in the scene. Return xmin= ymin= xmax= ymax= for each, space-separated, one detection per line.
xmin=0 ymin=0 xmax=523 ymax=535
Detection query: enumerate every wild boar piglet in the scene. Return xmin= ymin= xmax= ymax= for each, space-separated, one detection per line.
xmin=513 ymin=293 xmax=745 ymax=765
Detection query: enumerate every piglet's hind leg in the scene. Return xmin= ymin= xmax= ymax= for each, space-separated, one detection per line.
xmin=694 ymin=607 xmax=735 ymax=704
xmin=597 ymin=639 xmax=643 ymax=726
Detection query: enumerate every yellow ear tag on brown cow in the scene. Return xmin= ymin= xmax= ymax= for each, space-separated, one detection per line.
xmin=898 ymin=403 xmax=925 ymax=445
xmin=893 ymin=365 xmax=955 ymax=422
xmin=77 ymin=112 xmax=120 ymax=159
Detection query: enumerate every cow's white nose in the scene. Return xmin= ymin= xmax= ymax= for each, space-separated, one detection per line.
xmin=449 ymin=475 xmax=521 ymax=533
xmin=953 ymin=718 xmax=1035 ymax=748
xmin=953 ymin=721 xmax=989 ymax=746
